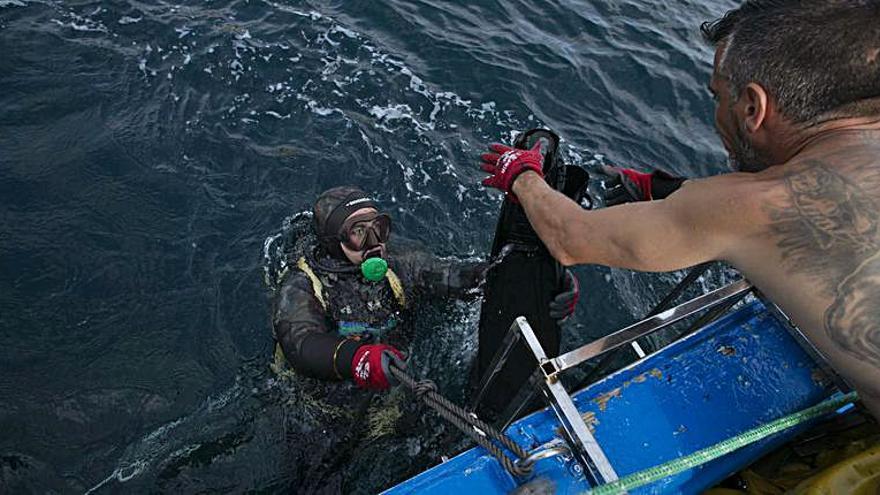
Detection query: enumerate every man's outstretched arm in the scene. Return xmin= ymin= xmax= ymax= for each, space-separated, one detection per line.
xmin=511 ymin=170 xmax=747 ymax=271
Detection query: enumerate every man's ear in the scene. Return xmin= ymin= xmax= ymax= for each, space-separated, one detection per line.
xmin=740 ymin=82 xmax=769 ymax=133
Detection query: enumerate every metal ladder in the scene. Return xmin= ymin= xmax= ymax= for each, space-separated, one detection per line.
xmin=470 ymin=277 xmax=849 ymax=487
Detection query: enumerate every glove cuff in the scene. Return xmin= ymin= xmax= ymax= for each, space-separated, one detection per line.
xmin=650 ymin=171 xmax=686 ymax=200
xmin=509 ymin=165 xmax=545 ymax=202
xmin=336 ymin=339 xmax=363 ymax=379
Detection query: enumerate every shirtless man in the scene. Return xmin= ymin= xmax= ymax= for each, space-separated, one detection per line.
xmin=479 ymin=1 xmax=880 ymax=418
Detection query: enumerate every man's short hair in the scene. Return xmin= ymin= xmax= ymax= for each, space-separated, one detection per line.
xmin=702 ymin=1 xmax=880 ymax=124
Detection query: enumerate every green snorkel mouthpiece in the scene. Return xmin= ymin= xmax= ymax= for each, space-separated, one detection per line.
xmin=361 ymin=257 xmax=388 ymax=282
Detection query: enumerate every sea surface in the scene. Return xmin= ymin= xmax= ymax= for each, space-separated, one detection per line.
xmin=1 ymin=0 xmax=738 ymax=492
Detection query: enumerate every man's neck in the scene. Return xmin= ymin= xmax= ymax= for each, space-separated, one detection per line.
xmin=781 ymin=116 xmax=880 ymax=163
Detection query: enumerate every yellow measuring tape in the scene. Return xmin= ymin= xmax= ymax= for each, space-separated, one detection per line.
xmin=586 ymin=392 xmax=859 ymax=495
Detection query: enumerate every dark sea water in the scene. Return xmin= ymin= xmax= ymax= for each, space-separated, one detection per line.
xmin=1 ymin=0 xmax=737 ymax=492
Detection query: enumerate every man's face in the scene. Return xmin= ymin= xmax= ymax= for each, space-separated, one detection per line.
xmin=710 ymin=45 xmax=772 ymax=173
xmin=339 ymin=207 xmax=388 ymax=265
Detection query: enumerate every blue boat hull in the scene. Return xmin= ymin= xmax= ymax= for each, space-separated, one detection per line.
xmin=385 ymin=300 xmax=833 ymax=494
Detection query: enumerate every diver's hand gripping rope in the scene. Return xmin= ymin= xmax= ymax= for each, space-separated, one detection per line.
xmin=389 ymin=364 xmax=536 ymax=477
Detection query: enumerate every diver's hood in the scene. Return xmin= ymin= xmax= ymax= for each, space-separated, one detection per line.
xmin=314 ymin=188 xmax=378 ymax=260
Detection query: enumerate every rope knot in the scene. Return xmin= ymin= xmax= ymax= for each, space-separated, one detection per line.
xmin=413 ymin=379 xmax=438 ymax=400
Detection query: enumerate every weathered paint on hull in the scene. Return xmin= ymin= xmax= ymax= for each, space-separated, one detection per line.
xmin=385 ymin=300 xmax=833 ymax=494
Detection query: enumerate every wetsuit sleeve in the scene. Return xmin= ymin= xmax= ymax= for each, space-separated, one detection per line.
xmin=395 ymin=249 xmax=487 ymax=299
xmin=273 ymin=273 xmax=362 ymax=381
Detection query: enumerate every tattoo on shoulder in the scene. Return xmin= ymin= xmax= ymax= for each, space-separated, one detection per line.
xmin=765 ymin=158 xmax=880 ymax=364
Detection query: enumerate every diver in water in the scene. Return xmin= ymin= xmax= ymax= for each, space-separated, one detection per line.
xmin=271 ymin=185 xmax=580 ymax=392
xmin=270 ymin=186 xmax=579 ymax=492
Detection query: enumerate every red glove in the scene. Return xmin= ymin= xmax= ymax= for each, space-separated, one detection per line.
xmin=480 ymin=141 xmax=544 ymax=201
xmin=618 ymin=168 xmax=655 ymax=200
xmin=351 ymin=344 xmax=406 ymax=390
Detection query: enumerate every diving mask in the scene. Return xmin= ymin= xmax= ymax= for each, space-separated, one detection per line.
xmin=339 ymin=211 xmax=391 ymax=252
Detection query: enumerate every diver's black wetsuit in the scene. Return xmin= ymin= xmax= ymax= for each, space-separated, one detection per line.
xmin=271 ymin=237 xmax=484 ymax=494
xmin=272 ymin=243 xmax=484 ymax=383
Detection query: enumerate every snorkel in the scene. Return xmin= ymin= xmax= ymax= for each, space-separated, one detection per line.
xmin=360 ymin=256 xmax=388 ymax=282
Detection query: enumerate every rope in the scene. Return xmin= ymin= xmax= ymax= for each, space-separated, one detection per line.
xmin=586 ymin=391 xmax=859 ymax=495
xmin=389 ymin=365 xmax=535 ymax=477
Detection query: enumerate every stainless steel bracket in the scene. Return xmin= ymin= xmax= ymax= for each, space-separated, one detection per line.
xmin=546 ymin=279 xmax=753 ymax=377
xmin=510 ymin=279 xmax=754 ymax=488
xmin=515 ymin=317 xmax=620 ymax=486
xmin=470 ymin=316 xmax=524 ymax=413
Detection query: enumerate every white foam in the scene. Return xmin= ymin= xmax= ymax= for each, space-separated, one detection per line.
xmin=316 ymin=30 xmax=340 ymax=47
xmin=51 ymin=18 xmax=107 ymax=33
xmin=297 ymin=93 xmax=338 ymax=116
xmin=368 ymin=103 xmax=431 ymax=132
xmin=330 ymin=25 xmax=357 ymax=39
xmin=264 ymin=110 xmax=290 ymax=119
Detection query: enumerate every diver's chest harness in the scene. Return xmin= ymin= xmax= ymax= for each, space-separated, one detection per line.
xmin=268 ymin=212 xmax=406 ymax=341
xmin=296 ymin=256 xmax=406 ymax=340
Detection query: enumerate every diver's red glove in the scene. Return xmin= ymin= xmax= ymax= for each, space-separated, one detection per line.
xmin=549 ymin=269 xmax=580 ymax=320
xmin=480 ymin=141 xmax=544 ymax=201
xmin=351 ymin=344 xmax=406 ymax=391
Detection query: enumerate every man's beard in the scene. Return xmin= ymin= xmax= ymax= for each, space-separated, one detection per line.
xmin=727 ymin=111 xmax=772 ymax=173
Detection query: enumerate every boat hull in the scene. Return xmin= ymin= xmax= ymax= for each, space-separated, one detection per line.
xmin=385 ymin=300 xmax=834 ymax=494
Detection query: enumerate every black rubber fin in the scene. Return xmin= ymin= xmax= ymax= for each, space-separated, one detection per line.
xmin=473 ymin=129 xmax=589 ymax=421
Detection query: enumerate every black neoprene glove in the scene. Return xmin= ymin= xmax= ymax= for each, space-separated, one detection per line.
xmin=599 ymin=165 xmax=686 ymax=205
xmin=548 ymin=269 xmax=579 ymax=320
